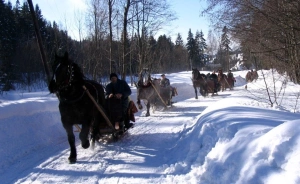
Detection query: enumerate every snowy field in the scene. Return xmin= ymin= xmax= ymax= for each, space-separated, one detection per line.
xmin=0 ymin=69 xmax=300 ymax=184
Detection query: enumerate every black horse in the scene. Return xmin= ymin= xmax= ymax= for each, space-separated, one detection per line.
xmin=192 ymin=68 xmax=206 ymax=98
xmin=48 ymin=52 xmax=106 ymax=164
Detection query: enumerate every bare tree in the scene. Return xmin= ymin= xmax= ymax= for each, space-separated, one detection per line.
xmin=107 ymin=0 xmax=115 ymax=74
xmin=202 ymin=0 xmax=300 ymax=110
xmin=121 ymin=0 xmax=131 ymax=79
xmin=206 ymin=29 xmax=218 ymax=56
xmin=202 ymin=0 xmax=300 ymax=82
xmin=74 ymin=9 xmax=85 ymax=46
xmin=85 ymin=0 xmax=109 ymax=79
xmin=130 ymin=0 xmax=176 ymax=72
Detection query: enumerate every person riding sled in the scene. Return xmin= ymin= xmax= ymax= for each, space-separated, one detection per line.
xmin=105 ymin=73 xmax=134 ymax=130
xmin=209 ymin=71 xmax=219 ymax=92
xmin=159 ymin=74 xmax=177 ymax=105
xmin=160 ymin=74 xmax=170 ymax=87
xmin=227 ymin=70 xmax=236 ymax=86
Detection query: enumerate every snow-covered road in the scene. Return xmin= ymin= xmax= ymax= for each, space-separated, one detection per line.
xmin=1 ymin=70 xmax=300 ymax=184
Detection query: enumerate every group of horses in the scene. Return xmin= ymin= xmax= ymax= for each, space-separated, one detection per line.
xmin=245 ymin=70 xmax=258 ymax=83
xmin=49 ymin=52 xmax=262 ymax=164
xmin=48 ymin=52 xmax=175 ymax=163
xmin=191 ymin=68 xmax=235 ymax=99
xmin=49 ymin=52 xmax=264 ymax=165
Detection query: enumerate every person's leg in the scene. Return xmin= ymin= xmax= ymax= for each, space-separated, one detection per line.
xmin=122 ymin=98 xmax=133 ymax=129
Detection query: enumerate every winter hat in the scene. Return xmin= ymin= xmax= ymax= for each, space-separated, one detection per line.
xmin=110 ymin=73 xmax=118 ymax=79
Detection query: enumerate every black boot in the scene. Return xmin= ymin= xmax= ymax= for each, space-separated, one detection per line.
xmin=124 ymin=117 xmax=133 ymax=129
xmin=125 ymin=123 xmax=133 ymax=129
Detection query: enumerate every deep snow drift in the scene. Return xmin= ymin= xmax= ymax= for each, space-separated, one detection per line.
xmin=0 ymin=70 xmax=300 ymax=184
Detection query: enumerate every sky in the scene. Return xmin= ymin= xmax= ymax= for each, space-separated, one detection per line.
xmin=1 ymin=66 xmax=300 ymax=183
xmin=157 ymin=0 xmax=210 ymax=42
xmin=6 ymin=0 xmax=210 ymax=43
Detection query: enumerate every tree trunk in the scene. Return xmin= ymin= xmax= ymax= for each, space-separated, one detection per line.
xmin=122 ymin=0 xmax=131 ymax=80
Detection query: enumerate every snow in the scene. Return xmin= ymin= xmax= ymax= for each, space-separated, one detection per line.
xmin=1 ymin=69 xmax=300 ymax=184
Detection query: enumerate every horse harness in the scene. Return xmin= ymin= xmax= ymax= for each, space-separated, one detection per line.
xmin=52 ymin=63 xmax=74 ymax=91
xmin=52 ymin=62 xmax=101 ymax=104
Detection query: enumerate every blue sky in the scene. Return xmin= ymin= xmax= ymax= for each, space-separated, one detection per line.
xmin=7 ymin=0 xmax=211 ymax=43
xmin=160 ymin=0 xmax=210 ymax=42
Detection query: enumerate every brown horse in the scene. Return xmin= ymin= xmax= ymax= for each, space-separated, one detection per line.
xmin=252 ymin=70 xmax=258 ymax=81
xmin=245 ymin=71 xmax=252 ymax=83
xmin=245 ymin=70 xmax=258 ymax=83
xmin=226 ymin=76 xmax=234 ymax=89
xmin=192 ymin=68 xmax=217 ymax=98
xmin=218 ymin=74 xmax=234 ymax=91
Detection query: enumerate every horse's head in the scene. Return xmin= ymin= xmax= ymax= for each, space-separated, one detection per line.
xmin=48 ymin=52 xmax=84 ymax=93
xmin=218 ymin=69 xmax=223 ymax=76
xmin=137 ymin=70 xmax=152 ymax=87
xmin=192 ymin=68 xmax=201 ymax=80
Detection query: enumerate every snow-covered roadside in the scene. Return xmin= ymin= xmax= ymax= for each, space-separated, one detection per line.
xmin=0 ymin=70 xmax=300 ymax=184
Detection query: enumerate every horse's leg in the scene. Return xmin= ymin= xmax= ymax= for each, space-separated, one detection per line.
xmin=79 ymin=122 xmax=90 ymax=149
xmin=137 ymin=99 xmax=143 ymax=110
xmin=168 ymin=90 xmax=172 ymax=106
xmin=152 ymin=102 xmax=156 ymax=113
xmin=146 ymin=101 xmax=150 ymax=116
xmin=63 ymin=124 xmax=77 ymax=163
xmin=91 ymin=113 xmax=101 ymax=148
xmin=194 ymin=86 xmax=198 ymax=99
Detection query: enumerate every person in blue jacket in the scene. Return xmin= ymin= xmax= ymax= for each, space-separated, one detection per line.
xmin=106 ymin=73 xmax=133 ymax=129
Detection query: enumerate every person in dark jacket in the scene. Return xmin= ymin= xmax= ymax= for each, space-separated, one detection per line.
xmin=160 ymin=74 xmax=170 ymax=87
xmin=227 ymin=70 xmax=236 ymax=86
xmin=106 ymin=73 xmax=133 ymax=129
xmin=209 ymin=71 xmax=219 ymax=92
xmin=159 ymin=74 xmax=177 ymax=105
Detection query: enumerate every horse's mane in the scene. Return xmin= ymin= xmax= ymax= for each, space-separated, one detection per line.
xmin=137 ymin=72 xmax=152 ymax=87
xmin=54 ymin=52 xmax=87 ymax=85
xmin=192 ymin=68 xmax=205 ymax=80
xmin=71 ymin=61 xmax=86 ymax=81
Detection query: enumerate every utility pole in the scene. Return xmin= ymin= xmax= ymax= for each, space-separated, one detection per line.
xmin=27 ymin=0 xmax=51 ymax=83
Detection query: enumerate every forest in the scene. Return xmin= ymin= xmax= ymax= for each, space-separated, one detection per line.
xmin=1 ymin=0 xmax=300 ymax=92
xmin=203 ymin=0 xmax=300 ymax=84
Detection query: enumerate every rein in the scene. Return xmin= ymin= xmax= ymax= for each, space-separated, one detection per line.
xmin=57 ymin=90 xmax=86 ymax=103
xmin=136 ymin=78 xmax=167 ymax=107
xmin=53 ymin=63 xmax=86 ymax=103
xmin=149 ymin=81 xmax=167 ymax=107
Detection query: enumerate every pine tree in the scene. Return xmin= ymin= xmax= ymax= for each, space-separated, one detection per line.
xmin=156 ymin=34 xmax=174 ymax=72
xmin=186 ymin=29 xmax=196 ymax=69
xmin=195 ymin=30 xmax=207 ymax=68
xmin=199 ymin=30 xmax=207 ymax=65
xmin=0 ymin=0 xmax=17 ymax=91
xmin=174 ymin=33 xmax=188 ymax=71
xmin=220 ymin=26 xmax=231 ymax=71
xmin=175 ymin=33 xmax=183 ymax=47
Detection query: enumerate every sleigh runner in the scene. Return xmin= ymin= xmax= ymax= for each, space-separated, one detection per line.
xmin=95 ymin=97 xmax=137 ymax=138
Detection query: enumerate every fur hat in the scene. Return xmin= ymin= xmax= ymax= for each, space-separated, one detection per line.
xmin=110 ymin=73 xmax=118 ymax=79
